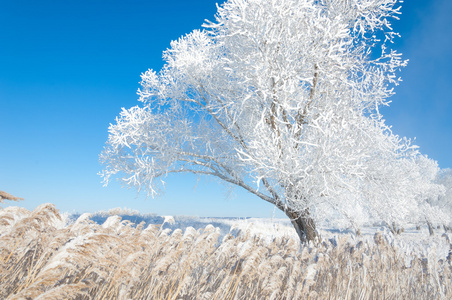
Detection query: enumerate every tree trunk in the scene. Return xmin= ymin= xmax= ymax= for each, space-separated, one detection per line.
xmin=427 ymin=221 xmax=434 ymax=236
xmin=284 ymin=207 xmax=318 ymax=243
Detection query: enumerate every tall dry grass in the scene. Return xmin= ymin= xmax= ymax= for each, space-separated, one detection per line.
xmin=0 ymin=191 xmax=23 ymax=203
xmin=1 ymin=204 xmax=451 ymax=299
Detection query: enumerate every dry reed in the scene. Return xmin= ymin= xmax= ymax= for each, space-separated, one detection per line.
xmin=0 ymin=191 xmax=23 ymax=203
xmin=1 ymin=204 xmax=451 ymax=299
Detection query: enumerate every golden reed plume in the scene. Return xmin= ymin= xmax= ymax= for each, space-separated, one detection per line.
xmin=1 ymin=204 xmax=451 ymax=299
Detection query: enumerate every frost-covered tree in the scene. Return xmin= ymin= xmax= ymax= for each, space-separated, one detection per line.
xmin=100 ymin=0 xmax=442 ymax=242
xmin=428 ymin=168 xmax=452 ymax=230
xmin=403 ymin=157 xmax=448 ymax=234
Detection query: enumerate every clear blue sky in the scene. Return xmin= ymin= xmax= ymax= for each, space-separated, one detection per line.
xmin=1 ymin=0 xmax=451 ymax=217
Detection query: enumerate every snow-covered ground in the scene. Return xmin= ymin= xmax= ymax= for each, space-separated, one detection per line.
xmin=74 ymin=207 xmax=452 ymax=263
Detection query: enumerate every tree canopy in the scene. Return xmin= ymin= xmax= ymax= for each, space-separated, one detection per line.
xmin=100 ymin=0 xmax=447 ymax=241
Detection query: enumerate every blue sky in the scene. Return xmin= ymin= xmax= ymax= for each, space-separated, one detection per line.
xmin=1 ymin=0 xmax=451 ymax=217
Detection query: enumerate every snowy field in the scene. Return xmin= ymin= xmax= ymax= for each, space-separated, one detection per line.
xmin=83 ymin=206 xmax=452 ymax=262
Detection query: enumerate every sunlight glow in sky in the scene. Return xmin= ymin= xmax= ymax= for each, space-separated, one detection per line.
xmin=1 ymin=0 xmax=451 ymax=217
